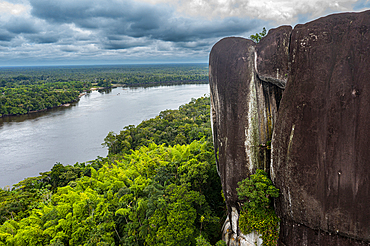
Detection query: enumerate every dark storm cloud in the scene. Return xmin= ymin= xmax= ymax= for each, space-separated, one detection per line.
xmin=103 ymin=15 xmax=259 ymax=43
xmin=0 ymin=0 xmax=270 ymax=65
xmin=0 ymin=30 xmax=15 ymax=42
xmin=5 ymin=17 xmax=40 ymax=34
xmin=28 ymin=0 xmax=260 ymax=47
xmin=29 ymin=0 xmax=168 ymax=29
xmin=29 ymin=0 xmax=100 ymax=24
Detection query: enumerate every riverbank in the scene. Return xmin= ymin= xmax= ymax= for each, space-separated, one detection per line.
xmin=0 ymin=98 xmax=80 ymax=118
xmin=0 ymin=91 xmax=91 ymax=118
xmin=0 ymin=84 xmax=210 ymax=188
xmin=0 ymin=81 xmax=208 ymax=118
xmin=122 ymin=79 xmax=208 ymax=88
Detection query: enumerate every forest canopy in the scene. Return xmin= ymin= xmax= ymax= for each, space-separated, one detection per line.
xmin=0 ymin=96 xmax=226 ymax=246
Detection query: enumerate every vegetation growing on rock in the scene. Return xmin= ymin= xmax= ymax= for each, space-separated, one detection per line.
xmin=250 ymin=27 xmax=267 ymax=43
xmin=237 ymin=169 xmax=279 ymax=246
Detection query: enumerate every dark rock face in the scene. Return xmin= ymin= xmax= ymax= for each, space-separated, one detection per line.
xmin=272 ymin=10 xmax=370 ymax=245
xmin=210 ymin=9 xmax=370 ymax=246
xmin=209 ymin=28 xmax=288 ymax=241
xmin=210 ymin=37 xmax=257 ymax=211
xmin=279 ymin=219 xmax=370 ymax=246
xmin=256 ymin=26 xmax=292 ymax=89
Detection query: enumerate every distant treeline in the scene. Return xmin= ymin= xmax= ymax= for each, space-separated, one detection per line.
xmin=0 ymin=96 xmax=226 ymax=246
xmin=0 ymin=64 xmax=209 ymax=117
xmin=0 ymin=81 xmax=88 ymax=116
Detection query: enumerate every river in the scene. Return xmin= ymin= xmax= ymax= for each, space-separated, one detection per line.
xmin=0 ymin=84 xmax=210 ymax=188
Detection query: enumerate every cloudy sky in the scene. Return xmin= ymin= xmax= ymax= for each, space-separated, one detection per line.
xmin=0 ymin=0 xmax=369 ymax=66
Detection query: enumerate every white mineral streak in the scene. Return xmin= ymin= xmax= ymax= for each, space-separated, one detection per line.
xmin=270 ymin=136 xmax=275 ymax=181
xmin=239 ymin=231 xmax=263 ymax=246
xmin=210 ymin=64 xmax=222 ymax=176
xmin=222 ymin=212 xmax=263 ymax=246
xmin=231 ymin=207 xmax=239 ymax=232
xmin=245 ymin=49 xmax=260 ymax=174
xmin=270 ymin=104 xmax=278 ymax=182
xmin=225 ymin=48 xmax=265 ymax=246
xmin=288 ymin=189 xmax=293 ymax=217
xmin=222 ymin=216 xmax=232 ymax=243
xmin=217 ymin=41 xmax=283 ymax=246
xmin=285 ymin=124 xmax=295 ymax=218
xmin=288 ymin=124 xmax=295 ymax=152
xmin=254 ymin=51 xmax=258 ymax=74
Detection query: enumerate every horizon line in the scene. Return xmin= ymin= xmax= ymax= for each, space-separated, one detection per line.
xmin=0 ymin=62 xmax=209 ymax=69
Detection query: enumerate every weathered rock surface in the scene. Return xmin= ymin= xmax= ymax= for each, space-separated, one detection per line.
xmin=256 ymin=26 xmax=292 ymax=89
xmin=272 ymin=10 xmax=370 ymax=245
xmin=209 ymin=27 xmax=290 ymax=244
xmin=278 ymin=219 xmax=370 ymax=246
xmin=210 ymin=9 xmax=370 ymax=246
xmin=210 ymin=37 xmax=257 ymax=211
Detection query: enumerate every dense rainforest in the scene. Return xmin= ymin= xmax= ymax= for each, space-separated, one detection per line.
xmin=0 ymin=64 xmax=208 ymax=117
xmin=0 ymin=96 xmax=227 ymax=246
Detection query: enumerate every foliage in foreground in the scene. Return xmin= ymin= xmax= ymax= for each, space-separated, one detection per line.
xmin=237 ymin=169 xmax=280 ymax=246
xmin=0 ymin=140 xmax=223 ymax=245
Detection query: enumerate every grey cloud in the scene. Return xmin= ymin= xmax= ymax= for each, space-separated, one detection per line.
xmin=102 ymin=15 xmax=260 ymax=45
xmin=102 ymin=36 xmax=152 ymax=49
xmin=0 ymin=30 xmax=15 ymax=42
xmin=27 ymin=34 xmax=59 ymax=44
xmin=22 ymin=24 xmax=81 ymax=44
xmin=30 ymin=0 xmax=95 ymax=23
xmin=175 ymin=41 xmax=211 ymax=49
xmin=106 ymin=35 xmax=123 ymax=41
xmin=104 ymin=42 xmax=144 ymax=50
xmin=1 ymin=0 xmax=268 ymax=65
xmin=149 ymin=17 xmax=260 ymax=42
xmin=29 ymin=0 xmax=259 ymax=45
xmin=5 ymin=17 xmax=40 ymax=34
xmin=60 ymin=46 xmax=80 ymax=52
xmin=29 ymin=0 xmax=168 ymax=28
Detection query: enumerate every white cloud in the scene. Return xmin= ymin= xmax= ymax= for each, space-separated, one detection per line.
xmin=67 ymin=23 xmax=92 ymax=36
xmin=0 ymin=1 xmax=28 ymax=15
xmin=138 ymin=0 xmax=358 ymax=25
xmin=0 ymin=1 xmax=30 ymax=19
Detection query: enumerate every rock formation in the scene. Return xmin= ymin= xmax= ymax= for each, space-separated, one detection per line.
xmin=209 ymin=10 xmax=370 ymax=246
xmin=272 ymin=10 xmax=370 ymax=245
xmin=209 ymin=27 xmax=290 ymax=244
